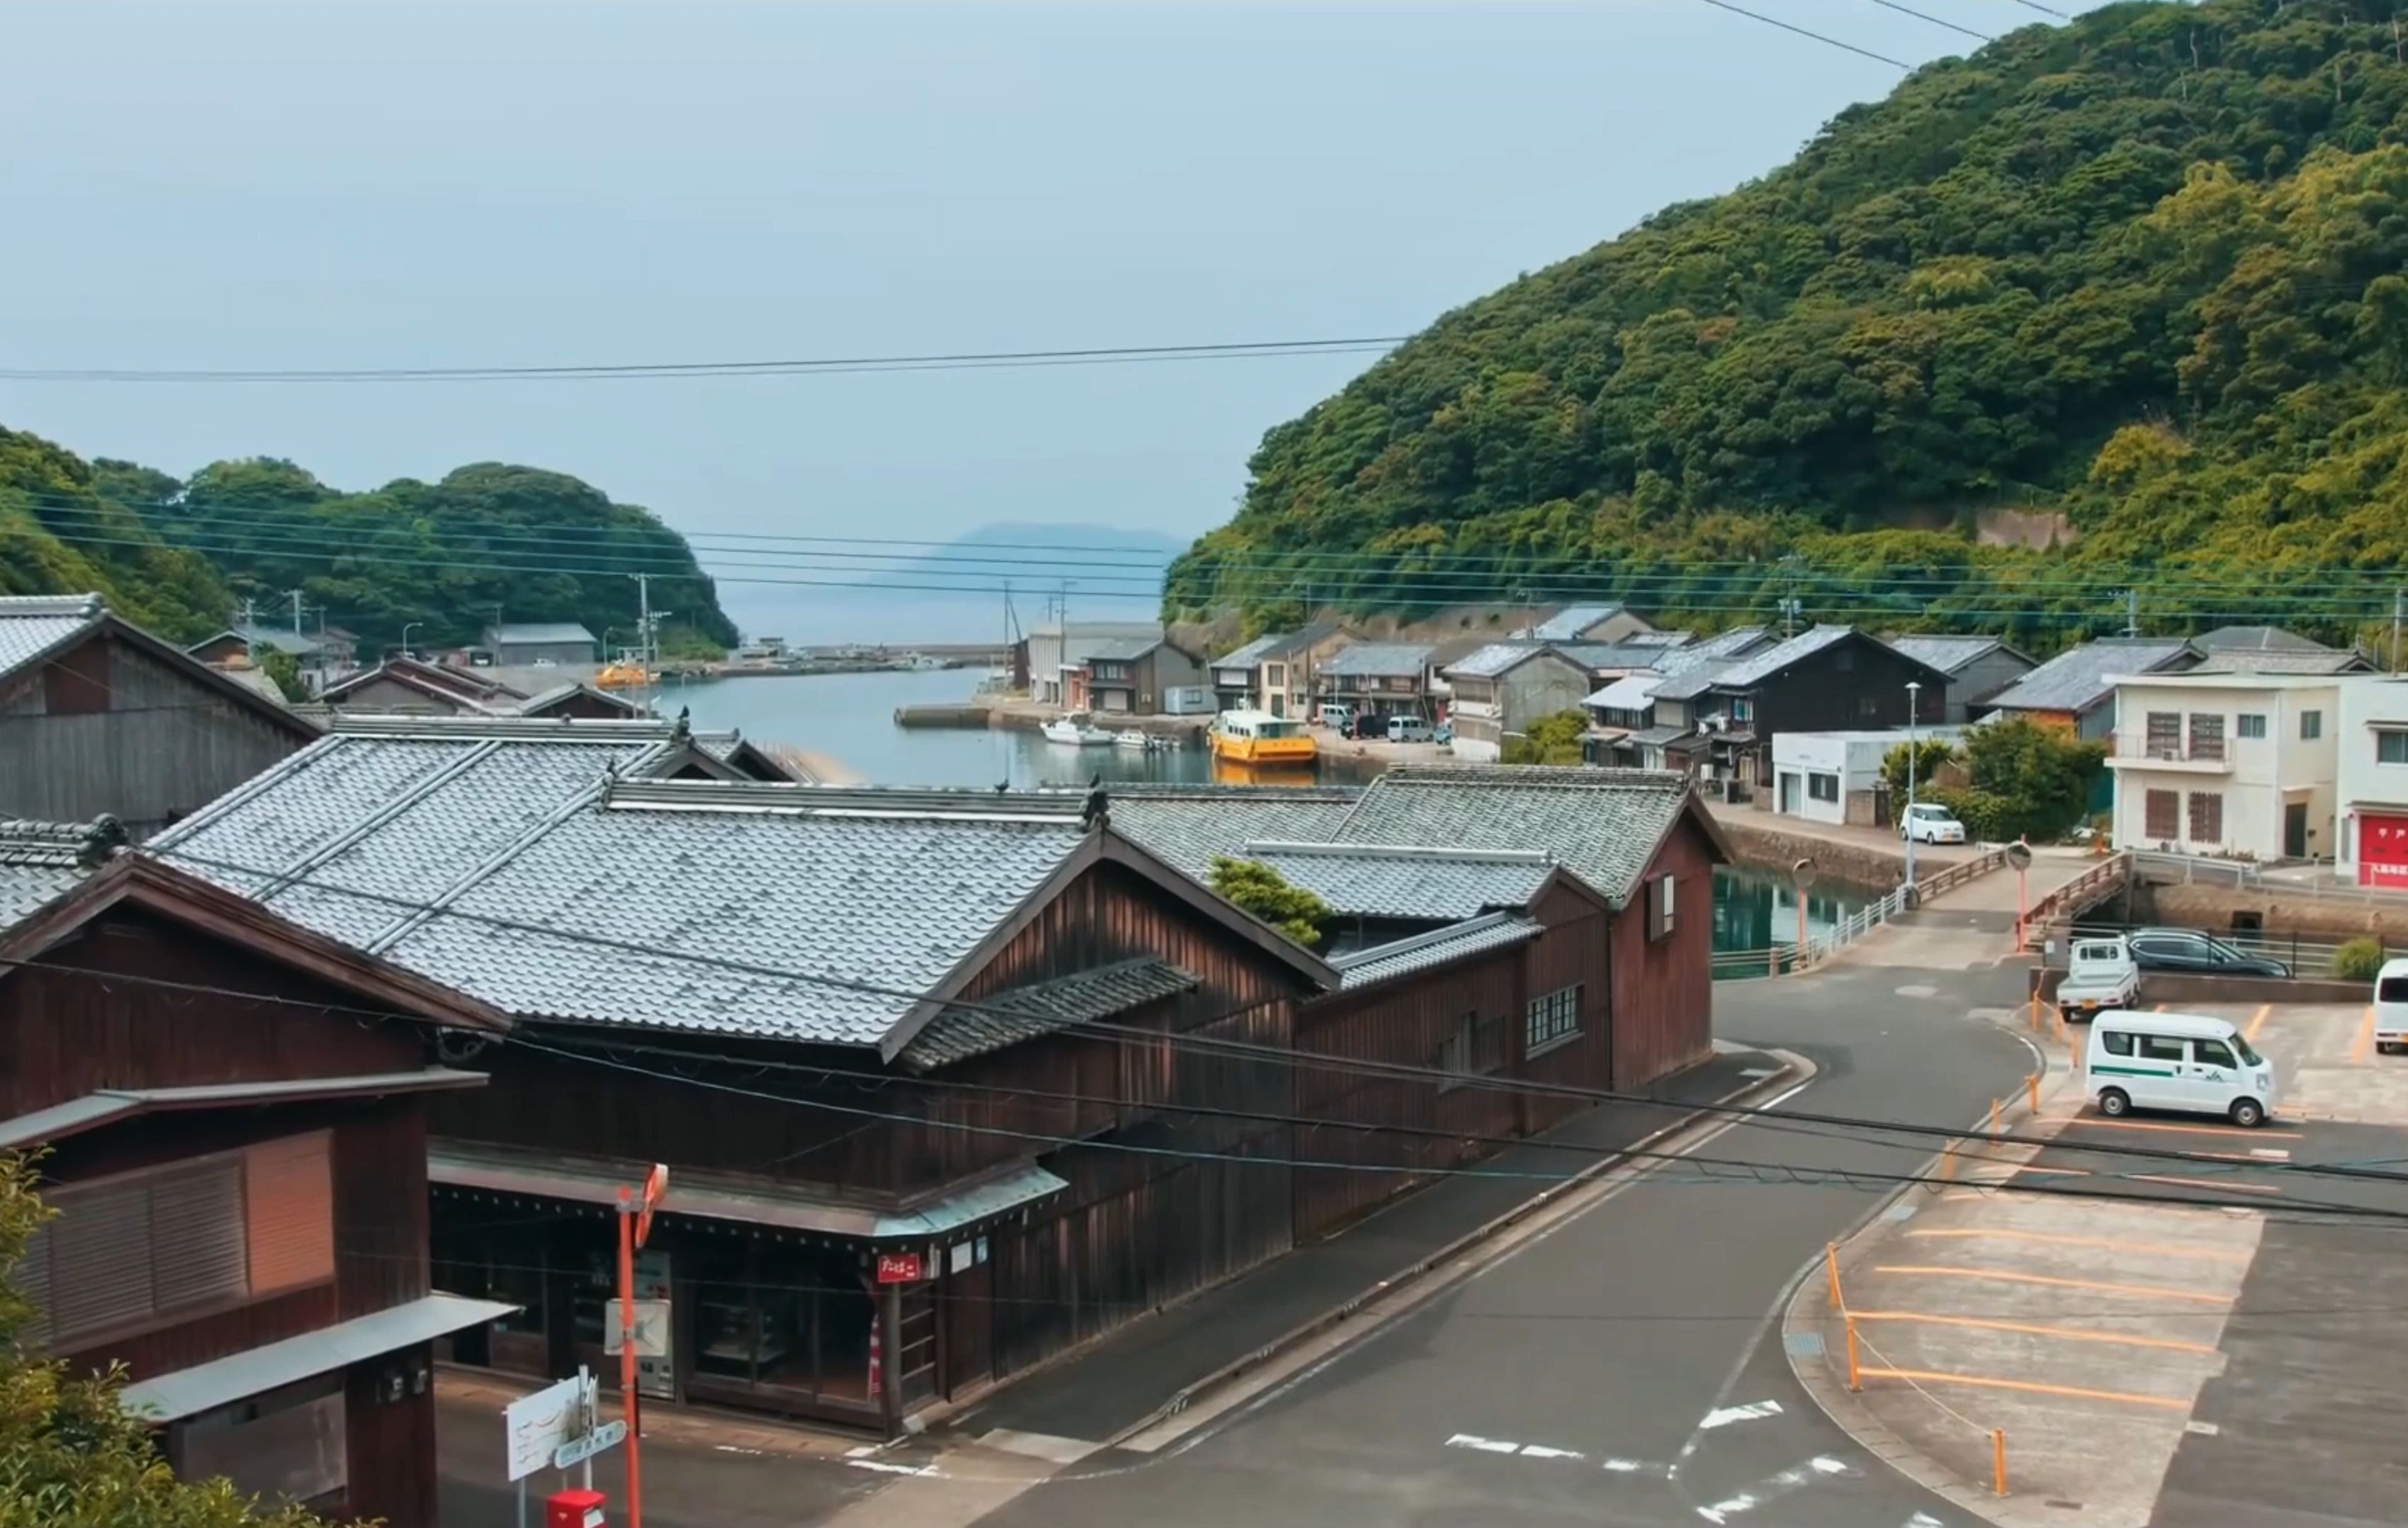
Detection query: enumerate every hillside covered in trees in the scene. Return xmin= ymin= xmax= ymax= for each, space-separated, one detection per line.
xmin=1166 ymin=0 xmax=2408 ymax=650
xmin=1 ymin=424 xmax=737 ymax=654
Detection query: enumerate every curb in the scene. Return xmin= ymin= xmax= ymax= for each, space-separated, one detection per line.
xmin=1095 ymin=1049 xmax=1816 ymax=1450
xmin=1778 ymin=1037 xmax=2087 ymax=1528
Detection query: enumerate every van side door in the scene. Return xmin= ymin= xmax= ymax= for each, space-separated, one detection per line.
xmin=2189 ymin=1036 xmax=2242 ymax=1109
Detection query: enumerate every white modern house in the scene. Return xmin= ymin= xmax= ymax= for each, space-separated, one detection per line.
xmin=2336 ymin=676 xmax=2408 ymax=887
xmin=1770 ymin=727 xmax=1962 ymax=827
xmin=2107 ymin=672 xmax=2341 ymax=862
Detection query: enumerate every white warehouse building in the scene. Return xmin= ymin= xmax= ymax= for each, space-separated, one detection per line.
xmin=1770 ymin=727 xmax=1962 ymax=827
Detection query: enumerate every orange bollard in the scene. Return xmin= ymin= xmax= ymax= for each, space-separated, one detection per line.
xmin=1825 ymin=1241 xmax=1844 ymax=1310
xmin=1938 ymin=1138 xmax=1957 ymax=1181
xmin=1990 ymin=1097 xmax=2001 ymax=1139
xmin=1993 ymin=1429 xmax=2008 ymax=1496
xmin=1845 ymin=1316 xmax=1861 ymax=1391
xmin=2026 ymin=1072 xmax=2041 ymax=1113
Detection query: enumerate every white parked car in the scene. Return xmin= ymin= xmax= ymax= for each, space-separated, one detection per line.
xmin=1899 ymin=802 xmax=1967 ymax=844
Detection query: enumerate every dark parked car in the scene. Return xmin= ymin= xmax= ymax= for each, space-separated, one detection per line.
xmin=2122 ymin=927 xmax=2291 ymax=979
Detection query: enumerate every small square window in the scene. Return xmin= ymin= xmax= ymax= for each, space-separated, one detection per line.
xmin=2380 ymin=730 xmax=2408 ymax=765
xmin=2302 ymin=710 xmax=2325 ymax=741
xmin=2236 ymin=713 xmax=2266 ymax=740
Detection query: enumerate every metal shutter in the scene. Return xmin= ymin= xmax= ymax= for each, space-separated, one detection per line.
xmin=47 ymin=1180 xmax=156 ymax=1341
xmin=152 ymin=1159 xmax=250 ymax=1312
xmin=245 ymin=1133 xmax=334 ymax=1295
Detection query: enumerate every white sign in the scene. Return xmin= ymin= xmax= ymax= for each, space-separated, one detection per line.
xmin=553 ymin=1418 xmax=628 ymax=1471
xmin=502 ymin=1373 xmax=594 ymax=1483
xmin=602 ymin=1298 xmax=672 ymax=1358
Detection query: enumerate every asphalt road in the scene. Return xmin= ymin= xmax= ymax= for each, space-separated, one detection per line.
xmin=968 ymin=920 xmax=2040 ymax=1528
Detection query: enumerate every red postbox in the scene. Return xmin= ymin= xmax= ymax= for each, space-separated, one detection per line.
xmin=547 ymin=1488 xmax=608 ymax=1528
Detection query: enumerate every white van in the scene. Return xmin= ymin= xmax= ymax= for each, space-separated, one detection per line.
xmin=1386 ymin=716 xmax=1435 ymax=743
xmin=2373 ymin=956 xmax=2408 ymax=1055
xmin=2086 ymin=1011 xmax=2278 ymax=1128
xmin=1318 ymin=702 xmax=1354 ymax=731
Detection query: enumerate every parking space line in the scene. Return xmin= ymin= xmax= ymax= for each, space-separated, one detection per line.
xmin=2351 ymin=1006 xmax=2376 ymax=1065
xmin=1871 ymin=1266 xmax=2231 ymax=1303
xmin=1903 ymin=1228 xmax=2248 ymax=1263
xmin=1848 ymin=1312 xmax=2219 ymax=1353
xmin=1856 ymin=1367 xmax=2191 ymax=1410
xmin=2048 ymin=1116 xmax=2303 ymax=1139
xmin=2245 ymin=1003 xmax=2271 ymax=1041
xmin=2125 ymin=1174 xmax=2282 ymax=1195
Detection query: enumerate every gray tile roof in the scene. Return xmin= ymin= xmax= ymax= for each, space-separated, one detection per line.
xmin=1552 ymin=640 xmax=1679 ymax=672
xmin=0 ymin=594 xmax=105 ymax=681
xmin=1982 ymin=638 xmax=2199 ymax=715
xmin=1523 ymin=605 xmax=1628 ymax=640
xmin=1070 ymin=635 xmax=1175 ymax=664
xmin=1584 ymin=673 xmax=1666 ymax=711
xmin=376 ymin=796 xmax=1090 ymax=1046
xmin=1330 ymin=913 xmax=1542 ymax=989
xmin=1708 ymin=624 xmax=1861 ymax=688
xmin=1318 ymin=642 xmax=1436 ymax=678
xmin=1882 ymin=633 xmax=2007 ymax=675
xmin=0 ymin=816 xmax=127 ymax=928
xmin=1211 ymin=634 xmax=1284 ymax=669
xmin=1105 ymin=785 xmax=1362 ymax=876
xmin=898 ymin=957 xmax=1197 ymax=1070
xmin=486 ymin=623 xmax=597 ymax=646
xmin=2191 ymin=649 xmax=2373 ymax=676
xmin=1330 ymin=765 xmax=1698 ymax=905
xmin=1626 ymin=724 xmax=1697 ymax=748
xmin=2196 ymin=625 xmax=2328 ymax=653
xmin=1661 ymin=626 xmax=1772 ymax=671
xmin=1242 ymin=841 xmax=1555 ymax=920
xmin=1444 ymin=642 xmax=1573 ymax=680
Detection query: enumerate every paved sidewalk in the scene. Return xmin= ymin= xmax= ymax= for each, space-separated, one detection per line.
xmin=950 ymin=1046 xmax=1778 ymax=1446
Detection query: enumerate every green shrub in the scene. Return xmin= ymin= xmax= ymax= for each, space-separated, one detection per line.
xmin=2334 ymin=936 xmax=2385 ymax=983
xmin=1925 ymin=787 xmax=2017 ymax=843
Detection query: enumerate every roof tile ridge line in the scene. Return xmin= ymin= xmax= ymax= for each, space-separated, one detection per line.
xmin=148 ymin=729 xmax=357 ymax=852
xmin=1242 ymin=839 xmax=1554 ymax=864
xmin=249 ymin=739 xmax=511 ymax=906
xmin=362 ymin=776 xmax=616 ymax=956
xmin=1327 ymin=910 xmax=1531 ymax=967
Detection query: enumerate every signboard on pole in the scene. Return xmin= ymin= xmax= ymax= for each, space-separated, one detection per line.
xmin=502 ymin=1373 xmax=594 ymax=1483
xmin=553 ymin=1418 xmax=629 ymax=1471
xmin=601 ymin=1298 xmax=672 ymax=1357
xmin=875 ymin=1251 xmax=924 ymax=1284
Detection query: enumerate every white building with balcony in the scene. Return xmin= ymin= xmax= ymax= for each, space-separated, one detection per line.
xmin=2107 ymin=673 xmax=2341 ymax=862
xmin=2336 ymin=676 xmax=2408 ymax=887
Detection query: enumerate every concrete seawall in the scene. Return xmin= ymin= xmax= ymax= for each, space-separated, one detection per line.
xmin=894 ymin=702 xmax=1209 ymax=739
xmin=1712 ymin=814 xmax=1910 ymax=889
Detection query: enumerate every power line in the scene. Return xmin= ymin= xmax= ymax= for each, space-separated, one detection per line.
xmin=0 ymin=337 xmax=1407 ymax=386
xmin=2001 ymin=0 xmax=2070 ymax=17
xmin=1690 ymin=0 xmax=1917 ymax=70
xmin=1863 ymin=0 xmax=1993 ymax=43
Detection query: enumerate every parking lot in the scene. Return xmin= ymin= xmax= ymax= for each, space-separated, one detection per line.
xmin=1822 ymin=998 xmax=2408 ymax=1527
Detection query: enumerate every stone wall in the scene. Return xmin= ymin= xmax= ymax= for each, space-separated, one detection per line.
xmin=2133 ymin=879 xmax=2408 ymax=941
xmin=1714 ymin=814 xmax=1907 ymax=889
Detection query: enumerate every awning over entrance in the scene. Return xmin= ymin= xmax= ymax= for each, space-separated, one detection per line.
xmin=118 ymin=1292 xmax=517 ymax=1422
xmin=429 ymin=1142 xmax=1068 ymax=1242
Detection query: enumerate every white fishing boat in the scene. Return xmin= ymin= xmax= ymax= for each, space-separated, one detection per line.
xmin=1114 ymin=729 xmax=1170 ymax=751
xmin=1042 ymin=716 xmax=1113 ymax=746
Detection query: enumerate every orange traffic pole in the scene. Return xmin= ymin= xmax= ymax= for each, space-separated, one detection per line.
xmin=1825 ymin=1241 xmax=1844 ymax=1310
xmin=1993 ymin=1429 xmax=2008 ymax=1496
xmin=618 ymin=1192 xmax=643 ymax=1528
xmin=1845 ymin=1316 xmax=1861 ymax=1391
xmin=1938 ymin=1138 xmax=1956 ymax=1181
xmin=1990 ymin=1097 xmax=2001 ymax=1140
xmin=2027 ymin=1072 xmax=2041 ymax=1113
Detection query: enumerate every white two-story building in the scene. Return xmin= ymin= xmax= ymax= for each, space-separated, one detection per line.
xmin=2337 ymin=676 xmax=2408 ymax=887
xmin=2107 ymin=672 xmax=2341 ymax=862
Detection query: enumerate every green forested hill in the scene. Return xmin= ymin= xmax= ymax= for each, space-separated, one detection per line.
xmin=1 ymin=426 xmax=737 ymax=654
xmin=1167 ymin=0 xmax=2408 ymax=649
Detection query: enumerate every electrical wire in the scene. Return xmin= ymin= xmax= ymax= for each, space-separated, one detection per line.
xmin=1690 ymin=0 xmax=1918 ymax=69
xmin=1863 ymin=0 xmax=1993 ymax=44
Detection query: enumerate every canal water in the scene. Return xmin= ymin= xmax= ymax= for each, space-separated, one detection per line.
xmin=667 ymin=671 xmax=1877 ymax=942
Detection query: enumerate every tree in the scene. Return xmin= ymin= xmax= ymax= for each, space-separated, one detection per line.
xmin=1502 ymin=709 xmax=1589 ymax=766
xmin=255 ymin=648 xmax=307 ymax=705
xmin=1207 ymin=857 xmax=1332 ymax=947
xmin=1878 ymin=737 xmax=1959 ymax=798
xmin=0 ymin=1152 xmax=331 ymax=1528
xmin=1945 ymin=718 xmax=2107 ymax=843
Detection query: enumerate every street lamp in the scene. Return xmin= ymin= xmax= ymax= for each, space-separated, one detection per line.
xmin=1904 ymin=680 xmax=1923 ymax=891
xmin=401 ymin=622 xmax=422 ymax=661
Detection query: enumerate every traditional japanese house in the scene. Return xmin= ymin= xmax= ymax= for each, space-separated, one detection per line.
xmin=0 ymin=821 xmax=512 ymax=1528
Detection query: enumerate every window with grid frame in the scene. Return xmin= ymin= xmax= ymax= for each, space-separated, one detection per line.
xmin=2237 ymin=713 xmax=2267 ymax=740
xmin=2144 ymin=789 xmax=2179 ymax=840
xmin=2187 ymin=790 xmax=2224 ymax=843
xmin=1808 ymin=772 xmax=1839 ymax=802
xmin=1526 ymin=984 xmax=1582 ymax=1054
xmin=1438 ymin=1012 xmax=1507 ymax=1089
xmin=2380 ymin=729 xmax=2408 ymax=765
xmin=2303 ymin=710 xmax=2325 ymax=740
xmin=2188 ymin=712 xmax=2225 ymax=761
xmin=2144 ymin=711 xmax=2182 ymax=758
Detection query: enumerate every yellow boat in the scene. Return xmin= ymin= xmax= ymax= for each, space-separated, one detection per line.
xmin=1208 ymin=710 xmax=1316 ymax=767
xmin=594 ymin=659 xmax=654 ymax=690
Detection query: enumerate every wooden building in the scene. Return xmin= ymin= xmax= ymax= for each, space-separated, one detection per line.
xmin=0 ymin=828 xmax=512 ymax=1528
xmin=0 ymin=594 xmax=321 ymax=835
xmin=1650 ymin=625 xmax=1952 ymax=799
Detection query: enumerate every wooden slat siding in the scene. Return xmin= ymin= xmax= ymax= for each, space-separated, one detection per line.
xmin=1608 ymin=818 xmax=1717 ymax=1088
xmin=332 ymin=1101 xmax=430 ymax=1318
xmin=0 ymin=633 xmax=310 ymax=833
xmin=1290 ymin=943 xmax=1526 ymax=1240
xmin=247 ymin=1132 xmax=335 ymax=1296
xmin=0 ymin=905 xmax=427 ymax=1118
xmin=150 ymin=1159 xmax=250 ymax=1311
xmin=42 ymin=637 xmax=110 ymax=714
xmin=940 ymin=1258 xmax=993 ymax=1396
xmin=1520 ymin=877 xmax=1618 ymax=1134
xmin=344 ymin=1344 xmax=439 ymax=1528
xmin=47 ymin=1177 xmax=154 ymax=1338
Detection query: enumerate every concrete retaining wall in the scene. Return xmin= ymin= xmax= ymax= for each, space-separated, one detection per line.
xmin=2026 ymin=966 xmax=2364 ymax=1007
xmin=2135 ymin=880 xmax=2408 ymax=941
xmin=1713 ymin=814 xmax=1908 ymax=889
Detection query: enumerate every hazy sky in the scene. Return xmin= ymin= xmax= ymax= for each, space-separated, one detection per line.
xmin=0 ymin=1 xmax=2097 ymax=635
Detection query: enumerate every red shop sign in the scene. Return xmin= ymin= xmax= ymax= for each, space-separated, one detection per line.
xmin=875 ymin=1252 xmax=925 ymax=1285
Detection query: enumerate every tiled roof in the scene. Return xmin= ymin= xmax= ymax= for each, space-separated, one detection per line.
xmin=376 ymin=794 xmax=1090 ymax=1046
xmin=1444 ymin=642 xmax=1586 ymax=680
xmin=898 ymin=958 xmax=1197 ymax=1070
xmin=1983 ymin=638 xmax=2198 ymax=714
xmin=1105 ymin=785 xmax=1362 ymax=876
xmin=1319 ymin=642 xmax=1436 ymax=677
xmin=1069 ymin=635 xmax=1166 ymax=664
xmin=1584 ymin=673 xmax=1665 ymax=711
xmin=487 ymin=623 xmax=597 ymax=645
xmin=1243 ymin=841 xmax=1554 ymax=920
xmin=1882 ymin=633 xmax=2007 ymax=675
xmin=1330 ymin=913 xmax=1542 ymax=989
xmin=1655 ymin=626 xmax=1772 ymax=675
xmin=1330 ymin=765 xmax=1700 ymax=905
xmin=2191 ymin=649 xmax=2373 ymax=676
xmin=1626 ymin=724 xmax=1696 ymax=748
xmin=512 ymin=682 xmax=652 ymax=717
xmin=1708 ymin=625 xmax=1862 ymax=688
xmin=1552 ymin=640 xmax=1680 ymax=672
xmin=0 ymin=594 xmax=105 ymax=681
xmin=1523 ymin=604 xmax=1628 ymax=640
xmin=0 ymin=816 xmax=127 ymax=928
xmin=1211 ymin=634 xmax=1284 ymax=669
xmin=2196 ymin=625 xmax=2327 ymax=653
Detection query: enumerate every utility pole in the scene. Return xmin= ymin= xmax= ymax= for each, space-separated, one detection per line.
xmin=289 ymin=587 xmax=306 ymax=636
xmin=629 ymin=573 xmax=652 ymax=668
xmin=2392 ymin=588 xmax=2404 ymax=675
xmin=2124 ymin=589 xmax=2141 ymax=638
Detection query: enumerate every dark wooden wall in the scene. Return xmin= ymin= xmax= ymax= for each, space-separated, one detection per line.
xmin=1609 ymin=819 xmax=1718 ymax=1087
xmin=1751 ymin=637 xmax=1947 ymax=760
xmin=343 ymin=1346 xmax=437 ymax=1528
xmin=0 ymin=905 xmax=427 ymax=1117
xmin=1519 ymin=877 xmax=1618 ymax=1133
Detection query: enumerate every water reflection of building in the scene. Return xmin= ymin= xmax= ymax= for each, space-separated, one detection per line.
xmin=1709 ymin=866 xmax=1870 ymax=952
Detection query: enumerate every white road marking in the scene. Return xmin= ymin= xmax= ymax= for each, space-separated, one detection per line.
xmin=847 ymin=1459 xmax=942 ymax=1477
xmin=1696 ymin=1457 xmax=1850 ymax=1523
xmin=1445 ymin=1433 xmax=1521 ymax=1454
xmin=2185 ymin=1419 xmax=2222 ymax=1436
xmin=842 ymin=1445 xmax=875 ymax=1458
xmin=1698 ymin=1399 xmax=1784 ymax=1429
xmin=2248 ymin=1148 xmax=2290 ymax=1160
xmin=978 ymin=1429 xmax=1102 ymax=1464
xmin=1519 ymin=1445 xmax=1586 ymax=1460
xmin=1905 ymin=1515 xmax=1946 ymax=1527
xmin=1444 ymin=1432 xmax=1597 ymax=1462
xmin=1740 ymin=1067 xmax=1780 ymax=1078
xmin=1601 ymin=1457 xmax=1651 ymax=1473
xmin=718 ymin=1445 xmax=768 ymax=1457
xmin=1895 ymin=984 xmax=1939 ymax=998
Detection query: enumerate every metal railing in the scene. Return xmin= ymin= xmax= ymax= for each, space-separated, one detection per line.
xmin=2128 ymin=848 xmax=2408 ymax=907
xmin=1908 ymin=845 xmax=2008 ymax=903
